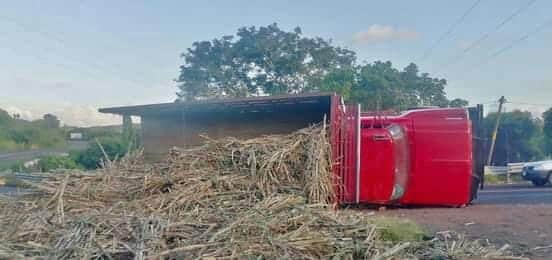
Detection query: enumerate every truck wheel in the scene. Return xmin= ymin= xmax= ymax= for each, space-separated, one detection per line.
xmin=532 ymin=179 xmax=547 ymax=187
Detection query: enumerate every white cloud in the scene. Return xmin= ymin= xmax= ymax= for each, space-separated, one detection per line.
xmin=53 ymin=105 xmax=122 ymax=127
xmin=353 ymin=24 xmax=419 ymax=44
xmin=3 ymin=104 xmax=122 ymax=127
xmin=4 ymin=106 xmax=34 ymax=121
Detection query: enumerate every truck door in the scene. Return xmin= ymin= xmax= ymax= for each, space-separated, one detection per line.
xmin=358 ymin=124 xmax=409 ymax=204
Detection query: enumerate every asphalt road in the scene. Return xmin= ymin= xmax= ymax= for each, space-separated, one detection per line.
xmin=475 ymin=183 xmax=552 ymax=205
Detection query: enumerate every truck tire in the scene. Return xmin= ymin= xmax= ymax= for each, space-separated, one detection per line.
xmin=532 ymin=179 xmax=547 ymax=187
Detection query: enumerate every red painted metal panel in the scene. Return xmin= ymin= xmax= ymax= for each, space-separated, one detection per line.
xmin=359 ymin=108 xmax=473 ymax=206
xmin=398 ymin=109 xmax=472 ymax=206
xmin=358 ymin=128 xmax=395 ymax=203
xmin=332 ymin=96 xmax=473 ymax=207
xmin=330 ymin=96 xmax=359 ymax=204
xmin=357 ymin=124 xmax=410 ymax=204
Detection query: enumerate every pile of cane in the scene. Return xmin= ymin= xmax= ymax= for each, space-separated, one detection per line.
xmin=0 ymin=125 xmax=518 ymax=259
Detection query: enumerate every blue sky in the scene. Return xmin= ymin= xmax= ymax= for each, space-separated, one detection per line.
xmin=1 ymin=0 xmax=551 ymax=126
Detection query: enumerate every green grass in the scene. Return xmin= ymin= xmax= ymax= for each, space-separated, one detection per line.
xmin=0 ymin=160 xmax=23 ymax=172
xmin=371 ymin=217 xmax=427 ymax=242
xmin=484 ymin=174 xmax=524 ymax=185
xmin=484 ymin=174 xmax=503 ymax=184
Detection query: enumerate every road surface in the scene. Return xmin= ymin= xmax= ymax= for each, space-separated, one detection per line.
xmin=476 ymin=183 xmax=552 ymax=205
xmin=381 ymin=183 xmax=552 ymax=259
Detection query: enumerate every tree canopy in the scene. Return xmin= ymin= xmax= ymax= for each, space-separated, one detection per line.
xmin=176 ymin=23 xmax=467 ymax=110
xmin=319 ymin=62 xmax=462 ymax=110
xmin=543 ymin=108 xmax=552 ymax=155
xmin=484 ymin=110 xmax=543 ymax=165
xmin=177 ymin=23 xmax=355 ymax=100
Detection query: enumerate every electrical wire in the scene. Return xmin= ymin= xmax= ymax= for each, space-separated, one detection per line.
xmin=420 ymin=0 xmax=483 ymax=60
xmin=0 ymin=15 xmax=152 ymax=90
xmin=438 ymin=0 xmax=537 ymax=70
xmin=507 ymin=101 xmax=552 ymax=107
xmin=471 ymin=16 xmax=552 ymax=69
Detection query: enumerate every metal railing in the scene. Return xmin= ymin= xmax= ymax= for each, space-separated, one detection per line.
xmin=507 ymin=162 xmax=524 ymax=175
xmin=484 ymin=162 xmax=525 ymax=183
xmin=484 ymin=163 xmax=524 ymax=176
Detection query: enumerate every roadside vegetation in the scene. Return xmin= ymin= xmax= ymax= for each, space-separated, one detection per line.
xmin=484 ymin=173 xmax=524 ymax=185
xmin=71 ymin=136 xmax=136 ymax=170
xmin=0 ymin=107 xmax=140 ymax=174
xmin=36 ymin=156 xmax=79 ymax=172
xmin=0 ymin=109 xmax=66 ymax=152
xmin=483 ymin=109 xmax=552 ymax=166
xmin=6 ymin=136 xmax=137 ymax=174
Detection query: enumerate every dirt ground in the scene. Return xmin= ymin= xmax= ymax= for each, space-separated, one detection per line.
xmin=378 ymin=203 xmax=552 ymax=259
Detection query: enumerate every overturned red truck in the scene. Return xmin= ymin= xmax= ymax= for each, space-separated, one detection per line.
xmin=100 ymin=93 xmax=485 ymax=207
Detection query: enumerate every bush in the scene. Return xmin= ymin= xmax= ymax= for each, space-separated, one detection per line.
xmin=37 ymin=156 xmax=79 ymax=172
xmin=71 ymin=137 xmax=128 ymax=170
xmin=9 ymin=162 xmax=31 ymax=173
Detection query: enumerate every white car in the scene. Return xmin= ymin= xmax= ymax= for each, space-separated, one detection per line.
xmin=522 ymin=160 xmax=552 ymax=186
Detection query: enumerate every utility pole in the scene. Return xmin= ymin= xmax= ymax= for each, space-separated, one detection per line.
xmin=486 ymin=96 xmax=506 ymax=166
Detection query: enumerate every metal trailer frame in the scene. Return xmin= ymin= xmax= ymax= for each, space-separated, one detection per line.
xmin=329 ymin=96 xmax=361 ymax=204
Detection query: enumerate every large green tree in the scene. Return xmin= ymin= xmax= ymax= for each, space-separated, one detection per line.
xmin=177 ymin=23 xmax=355 ymax=100
xmin=176 ymin=24 xmax=465 ymax=110
xmin=543 ymin=108 xmax=552 ymax=155
xmin=448 ymin=98 xmax=469 ymax=108
xmin=484 ymin=110 xmax=542 ymax=165
xmin=318 ymin=62 xmax=462 ymax=110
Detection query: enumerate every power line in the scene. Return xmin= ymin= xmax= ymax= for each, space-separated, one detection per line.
xmin=439 ymin=0 xmax=537 ymax=70
xmin=0 ymin=35 xmax=147 ymax=104
xmin=473 ymin=17 xmax=552 ymax=68
xmin=0 ymin=15 xmax=69 ymax=49
xmin=507 ymin=101 xmax=552 ymax=107
xmin=420 ymin=0 xmax=483 ymax=60
xmin=0 ymin=15 xmax=152 ymax=90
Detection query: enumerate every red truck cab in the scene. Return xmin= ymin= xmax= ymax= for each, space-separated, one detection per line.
xmin=358 ymin=124 xmax=410 ymax=204
xmin=358 ymin=108 xmax=474 ymax=206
